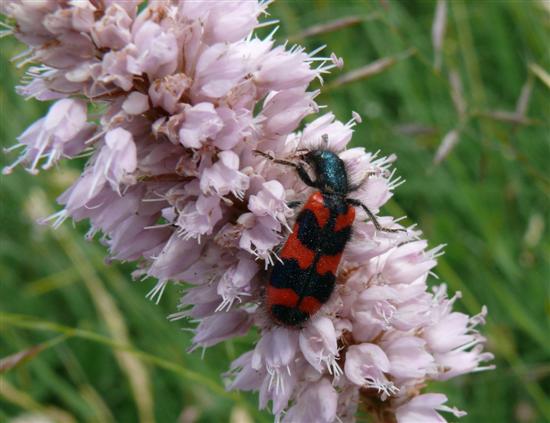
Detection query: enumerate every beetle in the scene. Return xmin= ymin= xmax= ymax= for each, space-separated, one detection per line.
xmin=255 ymin=142 xmax=402 ymax=326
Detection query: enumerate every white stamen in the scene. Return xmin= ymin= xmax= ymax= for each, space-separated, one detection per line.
xmin=146 ymin=280 xmax=168 ymax=304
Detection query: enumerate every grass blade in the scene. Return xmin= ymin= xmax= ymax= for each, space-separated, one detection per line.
xmin=289 ymin=14 xmax=377 ymax=41
xmin=0 ymin=335 xmax=67 ymax=373
xmin=0 ymin=313 xmax=242 ymax=403
xmin=432 ymin=0 xmax=448 ymax=70
xmin=329 ymin=48 xmax=416 ymax=89
xmin=529 ymin=63 xmax=550 ymax=89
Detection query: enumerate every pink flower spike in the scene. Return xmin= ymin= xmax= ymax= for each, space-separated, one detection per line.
xmin=2 ymin=1 xmax=493 ymax=421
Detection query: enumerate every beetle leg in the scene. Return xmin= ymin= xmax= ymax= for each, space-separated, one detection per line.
xmin=347 ymin=198 xmax=406 ymax=233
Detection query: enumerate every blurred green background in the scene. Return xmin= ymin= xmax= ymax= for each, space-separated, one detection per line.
xmin=1 ymin=1 xmax=549 ymax=422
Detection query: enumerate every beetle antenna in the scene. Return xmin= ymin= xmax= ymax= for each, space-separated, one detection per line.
xmin=321 ymin=133 xmax=329 ymax=147
xmin=253 ymin=149 xmax=301 ymax=169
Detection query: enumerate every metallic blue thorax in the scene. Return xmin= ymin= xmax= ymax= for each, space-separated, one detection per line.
xmin=305 ymin=150 xmax=349 ymax=195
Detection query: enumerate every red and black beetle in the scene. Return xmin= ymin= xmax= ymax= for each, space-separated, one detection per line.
xmin=255 ymin=143 xmax=401 ymax=326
